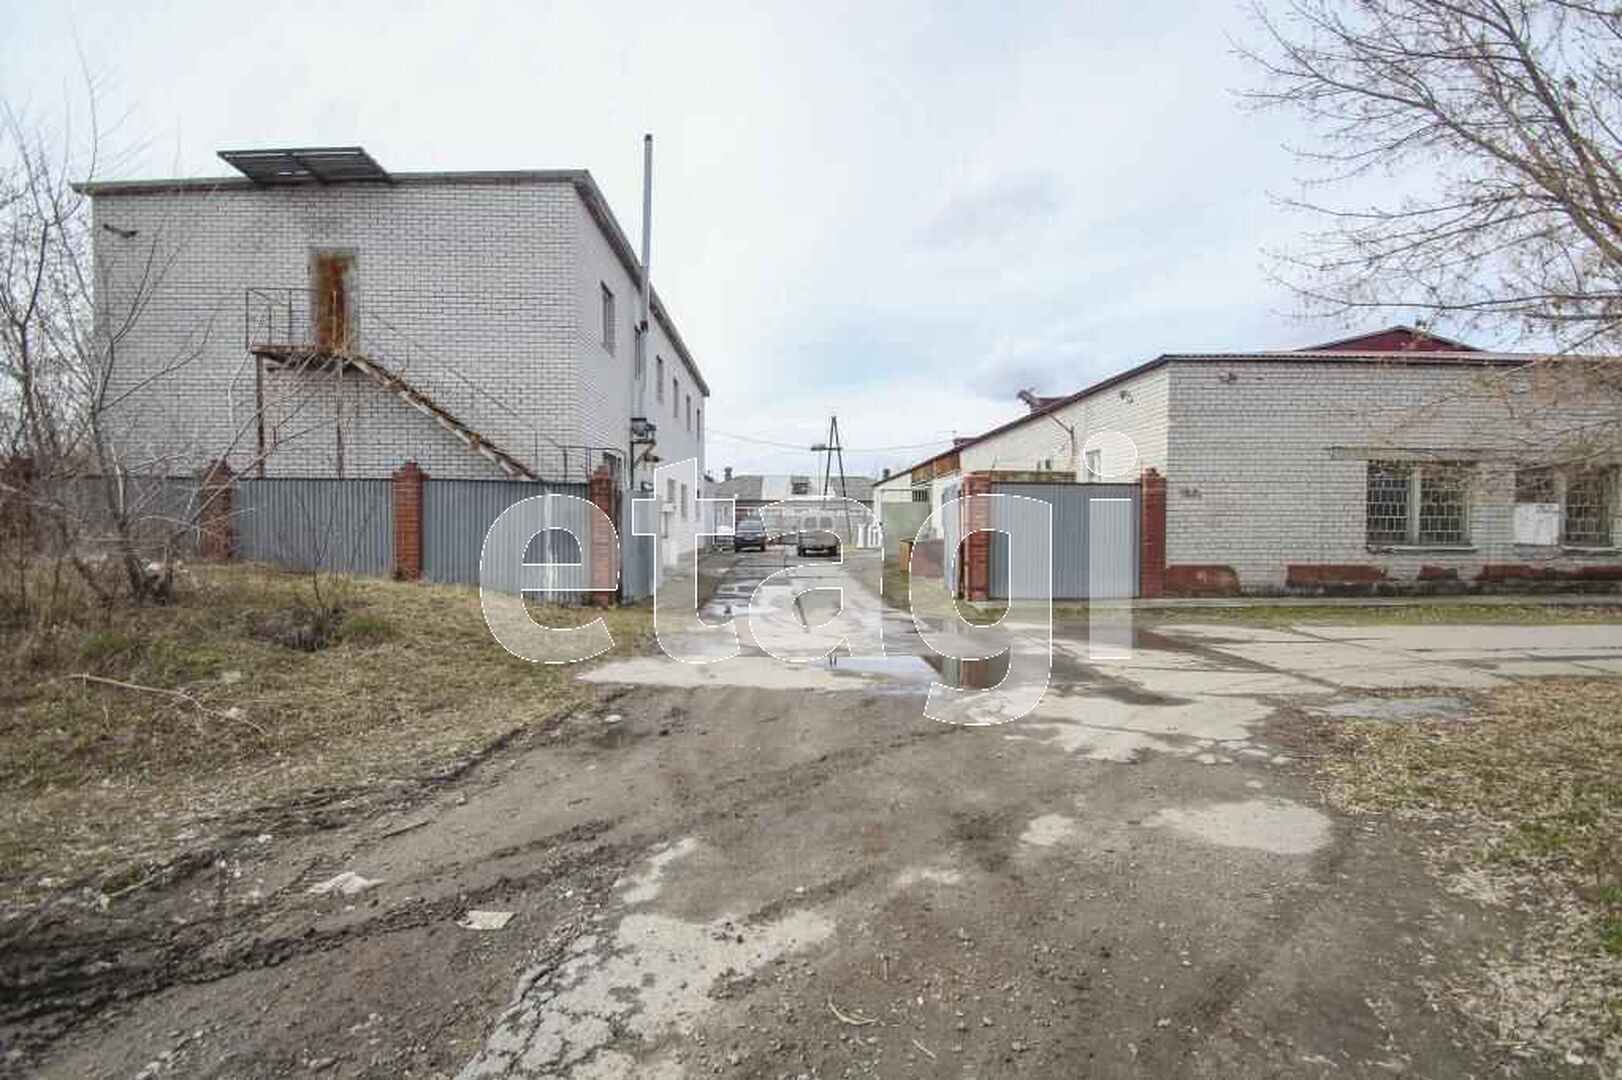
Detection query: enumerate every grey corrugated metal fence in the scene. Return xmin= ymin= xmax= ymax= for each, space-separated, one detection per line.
xmin=989 ymin=482 xmax=1139 ymax=600
xmin=423 ymin=479 xmax=592 ymax=599
xmin=620 ymin=496 xmax=655 ymax=602
xmin=237 ymin=478 xmax=393 ymax=576
xmin=43 ymin=476 xmax=205 ymax=555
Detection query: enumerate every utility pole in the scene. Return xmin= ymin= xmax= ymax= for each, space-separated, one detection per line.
xmin=810 ymin=415 xmax=854 ymax=545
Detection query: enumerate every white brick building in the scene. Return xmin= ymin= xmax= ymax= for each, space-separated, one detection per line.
xmin=81 ymin=148 xmax=708 ymax=493
xmin=875 ymin=327 xmax=1622 ymax=595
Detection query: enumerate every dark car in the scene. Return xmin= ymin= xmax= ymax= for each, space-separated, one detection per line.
xmin=795 ymin=515 xmax=841 ymax=558
xmin=732 ymin=517 xmax=768 ymax=552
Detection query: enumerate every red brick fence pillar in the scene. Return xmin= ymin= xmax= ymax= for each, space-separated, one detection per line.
xmin=198 ymin=459 xmax=236 ymax=561
xmin=962 ymin=472 xmax=994 ymax=602
xmin=1139 ymin=467 xmax=1166 ymax=599
xmin=392 ymin=461 xmax=427 ymax=580
xmin=0 ymin=456 xmax=35 ymax=552
xmin=588 ymin=464 xmax=619 ymax=607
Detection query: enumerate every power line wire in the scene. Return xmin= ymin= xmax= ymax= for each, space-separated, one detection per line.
xmin=707 ymin=426 xmax=958 ymax=453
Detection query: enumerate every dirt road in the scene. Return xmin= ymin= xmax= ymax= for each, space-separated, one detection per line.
xmin=15 ymin=549 xmax=1615 ymax=1078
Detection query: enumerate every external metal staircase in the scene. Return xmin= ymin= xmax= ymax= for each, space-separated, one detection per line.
xmin=248 ymin=339 xmax=540 ymax=480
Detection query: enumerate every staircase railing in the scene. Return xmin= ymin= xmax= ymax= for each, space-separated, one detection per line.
xmin=244 ymin=288 xmax=624 ymax=483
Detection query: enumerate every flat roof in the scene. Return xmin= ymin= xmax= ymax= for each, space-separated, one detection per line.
xmin=75 ymin=167 xmax=710 ymax=396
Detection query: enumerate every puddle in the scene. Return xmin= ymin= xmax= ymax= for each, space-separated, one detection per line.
xmin=830 ymin=654 xmax=937 ymax=681
xmin=1144 ymin=799 xmax=1332 ymax=856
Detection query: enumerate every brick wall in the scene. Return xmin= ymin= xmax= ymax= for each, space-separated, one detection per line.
xmin=1164 ymin=359 xmax=1622 ymax=591
xmin=89 ymin=175 xmax=707 ymax=490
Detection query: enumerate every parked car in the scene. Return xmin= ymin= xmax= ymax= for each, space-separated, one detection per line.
xmin=795 ymin=515 xmax=841 ymax=558
xmin=732 ymin=517 xmax=768 ymax=552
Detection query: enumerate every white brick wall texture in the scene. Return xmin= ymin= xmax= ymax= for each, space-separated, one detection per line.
xmin=871 ymin=357 xmax=1618 ymax=592
xmin=89 ymin=174 xmax=707 ymax=491
xmin=1165 ymin=359 xmax=1622 ymax=591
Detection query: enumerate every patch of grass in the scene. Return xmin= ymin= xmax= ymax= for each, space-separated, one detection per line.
xmin=1321 ymin=677 xmax=1622 ymax=1059
xmin=0 ymin=564 xmax=652 ymax=912
xmin=338 ymin=611 xmax=396 ymax=646
xmin=78 ymin=628 xmax=138 ymax=663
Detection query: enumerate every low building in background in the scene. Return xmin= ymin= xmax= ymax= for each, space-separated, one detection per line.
xmin=874 ymin=327 xmax=1621 ymax=598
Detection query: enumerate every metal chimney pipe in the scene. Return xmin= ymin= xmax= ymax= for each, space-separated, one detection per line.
xmin=636 ymin=134 xmax=653 ymax=414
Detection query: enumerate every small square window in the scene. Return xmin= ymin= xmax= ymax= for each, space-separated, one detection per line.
xmin=600 ymin=284 xmax=615 ymax=353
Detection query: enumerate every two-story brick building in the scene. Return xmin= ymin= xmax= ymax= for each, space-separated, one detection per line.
xmin=80 ymin=146 xmax=707 ymax=494
xmin=875 ymin=327 xmax=1621 ymax=596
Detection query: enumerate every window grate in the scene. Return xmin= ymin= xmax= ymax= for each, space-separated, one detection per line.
xmin=1366 ymin=461 xmax=1472 ymax=545
xmin=1564 ymin=468 xmax=1614 ymax=546
xmin=1417 ymin=464 xmax=1469 ymax=544
xmin=1515 ymin=467 xmax=1556 ymax=504
xmin=1366 ymin=462 xmax=1411 ymax=544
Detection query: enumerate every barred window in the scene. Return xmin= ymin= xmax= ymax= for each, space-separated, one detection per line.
xmin=1515 ymin=467 xmax=1556 ymax=504
xmin=1564 ymin=468 xmax=1615 ymax=546
xmin=1366 ymin=461 xmax=1472 ymax=546
xmin=1366 ymin=462 xmax=1411 ymax=544
xmin=911 ymin=488 xmax=930 ymax=503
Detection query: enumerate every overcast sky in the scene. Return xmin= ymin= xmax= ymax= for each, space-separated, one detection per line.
xmin=5 ymin=0 xmax=1388 ymax=479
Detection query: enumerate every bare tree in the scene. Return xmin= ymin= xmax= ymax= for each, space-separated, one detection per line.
xmin=1 ymin=82 xmax=364 ymax=615
xmin=1239 ymin=1 xmax=1622 ymax=354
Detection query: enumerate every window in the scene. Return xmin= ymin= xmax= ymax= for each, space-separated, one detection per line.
xmin=1085 ymin=449 xmax=1102 ymax=480
xmin=681 ymin=483 xmax=689 ymax=520
xmin=911 ymin=488 xmax=930 ymax=503
xmin=1565 ymin=468 xmax=1615 ymax=546
xmin=1512 ymin=466 xmax=1615 ymax=547
xmin=656 ymin=357 xmax=665 ymax=401
xmin=600 ymin=284 xmax=615 ymax=353
xmin=673 ymin=377 xmax=680 ymax=418
xmin=792 ymin=479 xmax=811 ymax=495
xmin=686 ymin=394 xmax=692 ymax=431
xmin=1366 ymin=461 xmax=1472 ymax=546
xmin=1514 ymin=467 xmax=1560 ymax=546
xmin=697 ymin=408 xmax=703 ymax=440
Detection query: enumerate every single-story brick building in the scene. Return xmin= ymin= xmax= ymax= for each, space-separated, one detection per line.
xmin=873 ymin=327 xmax=1621 ymax=596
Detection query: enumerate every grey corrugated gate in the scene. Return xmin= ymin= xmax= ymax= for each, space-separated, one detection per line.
xmin=423 ymin=479 xmax=592 ymax=598
xmin=237 ymin=478 xmax=394 ymax=576
xmin=989 ymin=482 xmax=1139 ymax=600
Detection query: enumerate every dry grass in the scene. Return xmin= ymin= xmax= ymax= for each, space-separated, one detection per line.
xmin=1320 ymin=678 xmax=1622 ymax=1065
xmin=0 ymin=563 xmax=651 ymax=913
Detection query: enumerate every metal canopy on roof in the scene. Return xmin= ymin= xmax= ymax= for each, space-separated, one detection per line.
xmin=217 ymin=146 xmax=392 ymax=186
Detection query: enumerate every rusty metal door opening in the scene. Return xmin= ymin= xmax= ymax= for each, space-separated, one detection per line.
xmin=311 ymin=251 xmax=354 ymax=352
